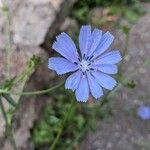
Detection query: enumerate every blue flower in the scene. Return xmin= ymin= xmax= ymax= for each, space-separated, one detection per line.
xmin=48 ymin=25 xmax=122 ymax=102
xmin=137 ymin=105 xmax=150 ymax=120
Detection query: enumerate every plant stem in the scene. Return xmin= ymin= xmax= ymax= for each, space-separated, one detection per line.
xmin=49 ymin=100 xmax=75 ymax=150
xmin=49 ymin=128 xmax=62 ymax=150
xmin=2 ymin=2 xmax=12 ymax=78
xmin=120 ymin=29 xmax=130 ymax=73
xmin=0 ymin=81 xmax=64 ymax=96
xmin=0 ymin=95 xmax=17 ymax=150
xmin=2 ymin=93 xmax=17 ymax=107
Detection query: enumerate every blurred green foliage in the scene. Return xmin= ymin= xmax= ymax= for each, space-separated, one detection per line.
xmin=31 ymin=0 xmax=145 ymax=149
xmin=72 ymin=0 xmax=144 ymax=24
xmin=74 ymin=0 xmax=136 ymax=8
xmin=2 ymin=55 xmax=41 ymax=91
xmin=126 ymin=80 xmax=136 ymax=88
xmin=31 ymin=87 xmax=112 ymax=149
xmin=31 ymin=88 xmax=84 ymax=149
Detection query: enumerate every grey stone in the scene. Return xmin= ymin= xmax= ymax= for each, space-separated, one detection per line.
xmin=80 ymin=7 xmax=150 ymax=150
xmin=0 ymin=46 xmax=49 ymax=149
xmin=0 ymin=7 xmax=7 ymax=50
xmin=9 ymin=53 xmax=60 ymax=150
xmin=0 ymin=45 xmax=45 ymax=80
xmin=0 ymin=45 xmax=59 ymax=149
xmin=88 ymin=7 xmax=120 ymax=31
xmin=0 ymin=0 xmax=77 ymax=148
xmin=7 ymin=0 xmax=76 ymax=46
xmin=60 ymin=17 xmax=79 ymax=36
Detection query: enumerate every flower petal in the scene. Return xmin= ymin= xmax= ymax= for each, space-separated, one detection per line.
xmin=94 ymin=50 xmax=122 ymax=65
xmin=52 ymin=32 xmax=79 ymax=63
xmin=137 ymin=105 xmax=150 ymax=120
xmin=92 ymin=64 xmax=118 ymax=74
xmin=75 ymin=75 xmax=89 ymax=102
xmin=88 ymin=28 xmax=102 ymax=57
xmin=91 ymin=71 xmax=117 ymax=90
xmin=65 ymin=70 xmax=82 ymax=91
xmin=48 ymin=57 xmax=79 ymax=75
xmin=79 ymin=25 xmax=91 ymax=57
xmin=87 ymin=72 xmax=103 ymax=99
xmin=93 ymin=32 xmax=114 ymax=59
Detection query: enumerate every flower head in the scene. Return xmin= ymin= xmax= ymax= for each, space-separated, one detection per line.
xmin=137 ymin=105 xmax=150 ymax=120
xmin=48 ymin=25 xmax=122 ymax=102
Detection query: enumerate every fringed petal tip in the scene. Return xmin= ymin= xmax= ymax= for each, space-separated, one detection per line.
xmin=52 ymin=41 xmax=57 ymax=49
xmin=106 ymin=79 xmax=117 ymax=90
xmin=106 ymin=31 xmax=114 ymax=40
xmin=76 ymin=94 xmax=104 ymax=102
xmin=76 ymin=99 xmax=88 ymax=103
xmin=52 ymin=32 xmax=79 ymax=63
xmin=95 ymin=50 xmax=122 ymax=65
xmin=92 ymin=72 xmax=117 ymax=90
xmin=48 ymin=58 xmax=52 ymax=69
xmin=93 ymin=93 xmax=104 ymax=99
xmin=65 ymin=84 xmax=76 ymax=92
xmin=56 ymin=32 xmax=66 ymax=40
xmin=111 ymin=81 xmax=117 ymax=90
xmin=115 ymin=50 xmax=122 ymax=63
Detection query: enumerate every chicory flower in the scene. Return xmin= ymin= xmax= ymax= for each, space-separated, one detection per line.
xmin=48 ymin=25 xmax=122 ymax=102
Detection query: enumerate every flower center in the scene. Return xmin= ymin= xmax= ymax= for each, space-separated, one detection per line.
xmin=80 ymin=59 xmax=90 ymax=72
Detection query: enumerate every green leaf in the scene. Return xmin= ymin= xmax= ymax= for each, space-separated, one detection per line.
xmin=122 ymin=25 xmax=130 ymax=34
xmin=124 ymin=9 xmax=139 ymax=23
xmin=3 ymin=77 xmax=16 ymax=91
xmin=49 ymin=116 xmax=59 ymax=124
xmin=126 ymin=80 xmax=136 ymax=89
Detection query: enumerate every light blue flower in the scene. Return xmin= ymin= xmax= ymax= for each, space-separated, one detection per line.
xmin=137 ymin=105 xmax=150 ymax=120
xmin=48 ymin=25 xmax=122 ymax=102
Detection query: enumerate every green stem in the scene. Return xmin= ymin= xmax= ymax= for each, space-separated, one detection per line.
xmin=121 ymin=31 xmax=129 ymax=67
xmin=49 ymin=128 xmax=62 ymax=150
xmin=2 ymin=94 xmax=17 ymax=107
xmin=0 ymin=95 xmax=17 ymax=150
xmin=2 ymin=2 xmax=12 ymax=78
xmin=49 ymin=100 xmax=75 ymax=150
xmin=0 ymin=95 xmax=8 ymax=125
xmin=0 ymin=81 xmax=64 ymax=96
xmin=6 ymin=9 xmax=11 ymax=78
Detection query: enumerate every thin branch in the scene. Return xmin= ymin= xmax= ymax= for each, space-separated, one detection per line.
xmin=49 ymin=100 xmax=75 ymax=150
xmin=0 ymin=81 xmax=64 ymax=96
xmin=0 ymin=95 xmax=17 ymax=150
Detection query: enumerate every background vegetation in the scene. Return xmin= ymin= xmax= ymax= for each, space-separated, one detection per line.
xmin=30 ymin=0 xmax=145 ymax=149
